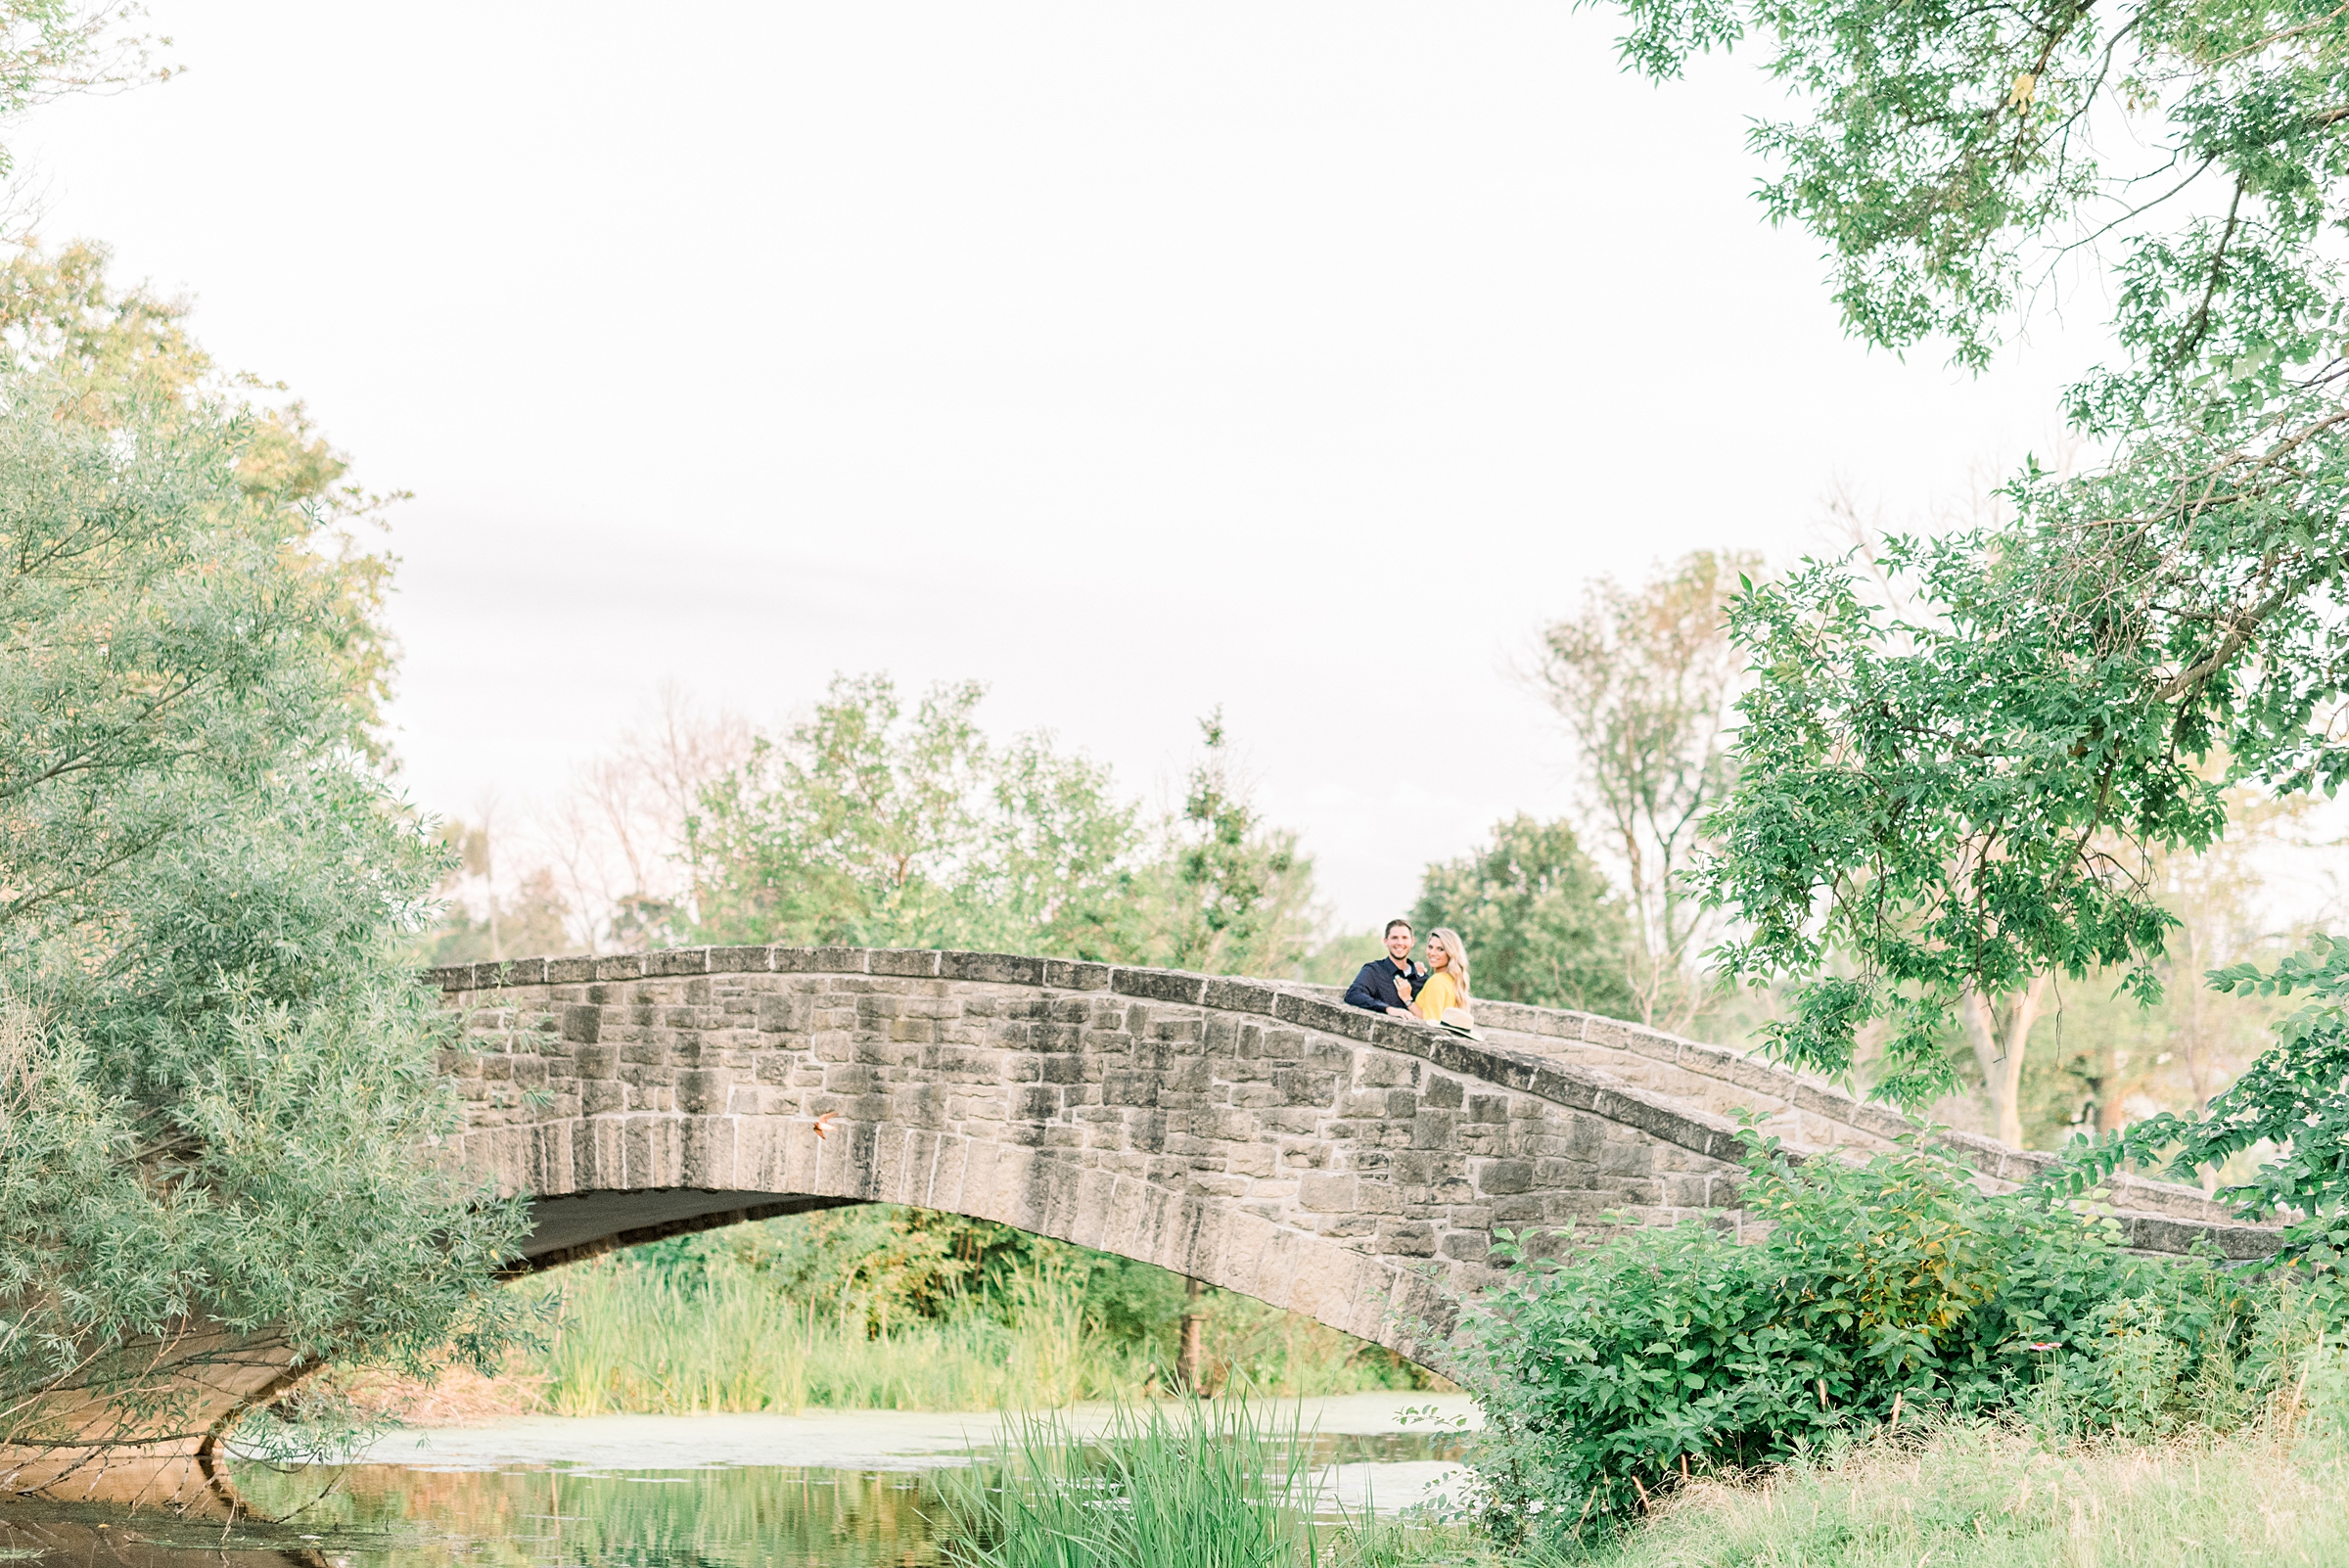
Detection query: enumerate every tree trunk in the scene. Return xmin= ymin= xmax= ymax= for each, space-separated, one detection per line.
xmin=1176 ymin=1276 xmax=1205 ymax=1394
xmin=1958 ymin=974 xmax=2049 ymax=1149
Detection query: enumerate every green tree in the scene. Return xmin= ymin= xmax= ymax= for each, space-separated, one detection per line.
xmin=685 ymin=682 xmax=1324 ymax=975
xmin=0 ymin=252 xmax=522 ymax=1464
xmin=1150 ymin=710 xmax=1320 ymax=978
xmin=1603 ymin=0 xmax=2349 ymax=1155
xmin=1534 ymin=550 xmax=1755 ymax=1031
xmin=687 ymin=673 xmax=1149 ymax=956
xmin=1413 ymin=816 xmax=1639 ymax=1018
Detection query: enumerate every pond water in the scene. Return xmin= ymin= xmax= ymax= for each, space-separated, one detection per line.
xmin=0 ymin=1398 xmax=1477 ymax=1568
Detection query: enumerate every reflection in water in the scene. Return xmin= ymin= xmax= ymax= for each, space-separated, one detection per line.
xmin=233 ymin=1464 xmax=951 ymax=1568
xmin=0 ymin=1430 xmax=1464 ymax=1568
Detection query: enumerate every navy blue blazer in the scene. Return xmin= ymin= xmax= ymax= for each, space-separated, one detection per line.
xmin=1345 ymin=957 xmax=1428 ymax=1013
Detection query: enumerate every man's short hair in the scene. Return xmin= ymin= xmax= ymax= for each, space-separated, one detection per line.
xmin=1384 ymin=918 xmax=1413 ymax=938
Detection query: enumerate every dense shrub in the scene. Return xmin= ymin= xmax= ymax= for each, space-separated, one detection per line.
xmin=1454 ymin=1132 xmax=2347 ymax=1548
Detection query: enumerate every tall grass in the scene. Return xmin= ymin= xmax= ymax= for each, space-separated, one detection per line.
xmin=933 ymin=1398 xmax=1322 ymax=1568
xmin=517 ymin=1247 xmax=1434 ymax=1415
xmin=526 ymin=1262 xmax=1161 ymax=1414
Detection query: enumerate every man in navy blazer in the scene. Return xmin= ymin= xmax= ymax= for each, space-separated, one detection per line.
xmin=1345 ymin=919 xmax=1428 ymax=1018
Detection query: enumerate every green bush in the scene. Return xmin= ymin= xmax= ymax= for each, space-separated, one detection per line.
xmin=1453 ymin=1132 xmax=2347 ymax=1548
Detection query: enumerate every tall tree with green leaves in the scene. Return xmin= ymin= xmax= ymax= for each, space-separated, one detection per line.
xmin=1413 ymin=816 xmax=1638 ymax=1018
xmin=686 ymin=673 xmax=1151 ymax=957
xmin=685 ymin=684 xmax=1324 ymax=975
xmin=1152 ymin=710 xmax=1321 ymax=978
xmin=0 ymin=247 xmax=523 ymax=1470
xmin=1534 ymin=550 xmax=1755 ymax=1031
xmin=1602 ymin=0 xmax=2349 ymax=1163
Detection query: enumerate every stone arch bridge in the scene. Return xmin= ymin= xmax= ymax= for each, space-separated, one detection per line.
xmin=14 ymin=943 xmax=2279 ymax=1507
xmin=435 ymin=944 xmax=2275 ymax=1367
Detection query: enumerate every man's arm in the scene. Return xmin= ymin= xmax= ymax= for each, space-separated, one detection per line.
xmin=1343 ymin=963 xmax=1389 ymax=1012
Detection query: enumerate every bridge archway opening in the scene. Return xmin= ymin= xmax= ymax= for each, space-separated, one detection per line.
xmin=503 ymin=1190 xmax=1453 ymax=1386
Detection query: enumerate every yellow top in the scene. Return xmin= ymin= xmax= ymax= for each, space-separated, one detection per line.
xmin=1414 ymin=968 xmax=1465 ymax=1023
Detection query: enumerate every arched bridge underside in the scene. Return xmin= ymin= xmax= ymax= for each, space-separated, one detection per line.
xmin=437 ymin=945 xmax=2280 ymax=1370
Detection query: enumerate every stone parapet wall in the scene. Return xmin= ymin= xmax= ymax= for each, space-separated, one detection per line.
xmin=1275 ymin=982 xmax=2238 ymax=1225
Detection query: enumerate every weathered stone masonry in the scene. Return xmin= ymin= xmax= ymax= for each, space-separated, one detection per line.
xmin=431 ymin=945 xmax=2278 ymax=1372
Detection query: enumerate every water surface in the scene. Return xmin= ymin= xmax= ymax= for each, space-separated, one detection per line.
xmin=0 ymin=1398 xmax=1476 ymax=1568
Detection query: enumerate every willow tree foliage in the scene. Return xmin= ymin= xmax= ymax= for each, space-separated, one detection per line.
xmin=1626 ymin=0 xmax=2348 ymax=1165
xmin=0 ymin=251 xmax=524 ymax=1461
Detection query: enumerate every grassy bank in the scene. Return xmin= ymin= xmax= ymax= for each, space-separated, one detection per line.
xmin=1590 ymin=1420 xmax=2349 ymax=1568
xmin=920 ymin=1399 xmax=2349 ymax=1567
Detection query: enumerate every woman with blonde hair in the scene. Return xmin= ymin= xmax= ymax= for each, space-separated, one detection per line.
xmin=1413 ymin=927 xmax=1471 ymax=1027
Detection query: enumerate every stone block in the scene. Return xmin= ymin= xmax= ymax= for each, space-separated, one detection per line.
xmin=940 ymin=950 xmax=1045 ymax=986
xmin=1201 ymin=978 xmax=1283 ymax=1016
xmin=1041 ymin=959 xmax=1113 ymax=991
xmin=1411 ymin=1109 xmax=1460 ymax=1150
xmin=676 ymin=1069 xmax=735 ymax=1114
xmin=595 ymin=954 xmax=648 ymax=983
xmin=755 ymin=994 xmax=810 ymax=1034
xmin=1479 ymin=1159 xmax=1535 ymax=1195
xmin=1272 ymin=1069 xmax=1340 ymax=1107
xmin=773 ymin=946 xmax=869 ymax=974
xmin=1223 ymin=1143 xmax=1275 ymax=1177
xmin=1354 ymin=1052 xmax=1417 ymax=1088
xmin=870 ymin=948 xmax=944 ymax=978
xmin=1440 ymin=1231 xmax=1490 ymax=1264
xmin=1113 ymin=968 xmax=1208 ymax=1005
xmin=1272 ymin=992 xmax=1378 ymax=1042
xmin=1297 ymin=1173 xmax=1359 ymax=1213
xmin=1376 ymin=1220 xmax=1438 ymax=1257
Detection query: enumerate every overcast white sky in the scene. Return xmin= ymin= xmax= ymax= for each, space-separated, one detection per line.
xmin=20 ymin=2 xmax=2113 ymax=929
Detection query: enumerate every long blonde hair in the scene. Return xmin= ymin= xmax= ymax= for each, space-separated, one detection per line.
xmin=1428 ymin=928 xmax=1470 ymax=998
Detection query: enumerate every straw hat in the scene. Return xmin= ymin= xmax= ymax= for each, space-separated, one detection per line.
xmin=1438 ymin=1007 xmax=1482 ymax=1041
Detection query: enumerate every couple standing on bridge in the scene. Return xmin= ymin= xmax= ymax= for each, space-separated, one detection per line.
xmin=1343 ymin=917 xmax=1480 ymax=1038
